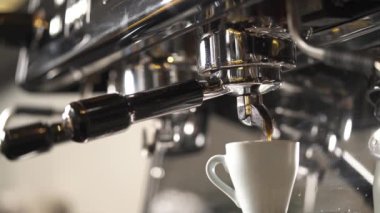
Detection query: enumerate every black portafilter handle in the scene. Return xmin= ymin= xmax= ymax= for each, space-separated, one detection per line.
xmin=0 ymin=93 xmax=128 ymax=160
xmin=1 ymin=122 xmax=70 ymax=160
xmin=1 ymin=80 xmax=204 ymax=160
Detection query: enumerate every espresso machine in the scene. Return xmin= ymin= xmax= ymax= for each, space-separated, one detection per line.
xmin=1 ymin=0 xmax=380 ymax=212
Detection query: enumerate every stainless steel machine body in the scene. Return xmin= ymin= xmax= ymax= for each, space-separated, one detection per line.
xmin=1 ymin=0 xmax=380 ymax=212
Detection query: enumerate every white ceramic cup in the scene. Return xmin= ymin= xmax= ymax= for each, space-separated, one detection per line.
xmin=206 ymin=140 xmax=299 ymax=213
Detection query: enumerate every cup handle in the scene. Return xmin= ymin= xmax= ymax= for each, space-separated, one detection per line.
xmin=206 ymin=155 xmax=240 ymax=207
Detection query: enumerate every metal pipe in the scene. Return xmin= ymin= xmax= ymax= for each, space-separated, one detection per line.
xmin=286 ymin=0 xmax=325 ymax=61
xmin=286 ymin=0 xmax=379 ymax=77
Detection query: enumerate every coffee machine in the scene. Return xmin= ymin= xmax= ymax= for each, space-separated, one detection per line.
xmin=1 ymin=0 xmax=380 ymax=212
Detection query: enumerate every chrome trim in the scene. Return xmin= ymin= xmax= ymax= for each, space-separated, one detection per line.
xmin=22 ymin=0 xmax=263 ymax=91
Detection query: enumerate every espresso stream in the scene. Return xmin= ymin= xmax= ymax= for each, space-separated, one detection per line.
xmin=266 ymin=124 xmax=273 ymax=142
xmin=260 ymin=108 xmax=273 ymax=142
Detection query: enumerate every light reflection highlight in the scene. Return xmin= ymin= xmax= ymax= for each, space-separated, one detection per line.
xmin=328 ymin=134 xmax=337 ymax=152
xmin=49 ymin=15 xmax=63 ymax=36
xmin=343 ymin=118 xmax=352 ymax=141
xmin=65 ymin=0 xmax=89 ymax=25
xmin=183 ymin=122 xmax=194 ymax=135
xmin=343 ymin=151 xmax=374 ymax=184
xmin=195 ymin=134 xmax=205 ymax=147
xmin=123 ymin=69 xmax=135 ymax=95
xmin=369 ymin=128 xmax=380 ymax=159
xmin=173 ymin=133 xmax=180 ymax=142
xmin=54 ymin=0 xmax=65 ymax=6
xmin=0 ymin=108 xmax=13 ymax=132
xmin=150 ymin=167 xmax=165 ymax=179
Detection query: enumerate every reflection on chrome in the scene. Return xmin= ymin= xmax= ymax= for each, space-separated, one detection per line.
xmin=343 ymin=118 xmax=353 ymax=141
xmin=195 ymin=133 xmax=205 ymax=148
xmin=343 ymin=151 xmax=374 ymax=184
xmin=49 ymin=15 xmax=62 ymax=37
xmin=328 ymin=134 xmax=337 ymax=152
xmin=0 ymin=108 xmax=13 ymax=133
xmin=173 ymin=133 xmax=180 ymax=143
xmin=65 ymin=0 xmax=89 ymax=25
xmin=123 ymin=69 xmax=136 ymax=95
xmin=54 ymin=0 xmax=66 ymax=6
xmin=150 ymin=167 xmax=166 ymax=179
xmin=369 ymin=128 xmax=380 ymax=159
xmin=183 ymin=122 xmax=194 ymax=135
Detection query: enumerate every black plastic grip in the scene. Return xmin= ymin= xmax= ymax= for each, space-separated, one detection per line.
xmin=1 ymin=123 xmax=53 ymax=160
xmin=66 ymin=80 xmax=204 ymax=142
xmin=128 ymin=80 xmax=204 ymax=120
xmin=66 ymin=93 xmax=131 ymax=142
